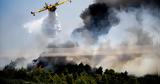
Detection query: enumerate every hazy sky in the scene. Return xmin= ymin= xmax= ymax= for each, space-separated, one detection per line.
xmin=0 ymin=0 xmax=93 ymax=51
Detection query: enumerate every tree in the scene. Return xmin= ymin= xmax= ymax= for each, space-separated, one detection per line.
xmin=96 ymin=67 xmax=103 ymax=75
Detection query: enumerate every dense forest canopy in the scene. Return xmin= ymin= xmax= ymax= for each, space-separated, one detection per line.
xmin=0 ymin=62 xmax=160 ymax=84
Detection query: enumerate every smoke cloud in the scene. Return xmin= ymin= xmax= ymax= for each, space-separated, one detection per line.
xmin=71 ymin=0 xmax=160 ymax=76
xmin=2 ymin=12 xmax=63 ymax=69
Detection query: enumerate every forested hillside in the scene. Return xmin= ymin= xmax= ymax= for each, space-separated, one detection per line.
xmin=0 ymin=63 xmax=160 ymax=84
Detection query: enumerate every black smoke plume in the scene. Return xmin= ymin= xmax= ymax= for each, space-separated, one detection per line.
xmin=72 ymin=3 xmax=113 ymax=41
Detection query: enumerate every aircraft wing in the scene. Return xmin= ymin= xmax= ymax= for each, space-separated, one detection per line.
xmin=51 ymin=0 xmax=71 ymax=7
xmin=31 ymin=7 xmax=47 ymax=16
xmin=37 ymin=7 xmax=47 ymax=13
xmin=31 ymin=0 xmax=71 ymax=16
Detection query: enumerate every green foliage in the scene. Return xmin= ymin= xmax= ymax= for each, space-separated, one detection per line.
xmin=0 ymin=63 xmax=160 ymax=84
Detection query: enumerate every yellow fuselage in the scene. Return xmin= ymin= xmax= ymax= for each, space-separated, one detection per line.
xmin=47 ymin=6 xmax=57 ymax=12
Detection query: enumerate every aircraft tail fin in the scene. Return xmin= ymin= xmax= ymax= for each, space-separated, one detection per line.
xmin=45 ymin=2 xmax=48 ymax=8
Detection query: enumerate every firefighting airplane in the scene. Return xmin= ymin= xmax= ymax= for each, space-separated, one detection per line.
xmin=31 ymin=0 xmax=71 ymax=16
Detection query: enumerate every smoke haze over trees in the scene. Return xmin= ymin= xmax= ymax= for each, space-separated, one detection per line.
xmin=1 ymin=0 xmax=160 ymax=77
